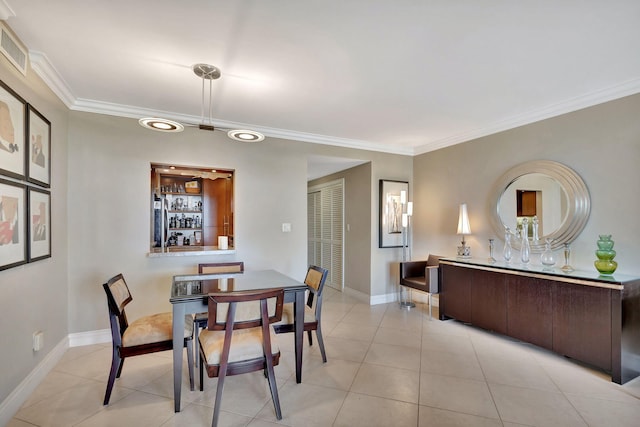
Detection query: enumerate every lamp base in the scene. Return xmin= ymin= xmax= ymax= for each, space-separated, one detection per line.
xmin=400 ymin=301 xmax=416 ymax=309
xmin=457 ymin=244 xmax=471 ymax=258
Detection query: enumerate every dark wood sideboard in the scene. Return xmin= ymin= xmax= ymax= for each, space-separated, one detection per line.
xmin=439 ymin=258 xmax=640 ymax=384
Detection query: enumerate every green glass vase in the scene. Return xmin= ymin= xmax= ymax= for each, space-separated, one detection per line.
xmin=594 ymin=234 xmax=618 ymax=275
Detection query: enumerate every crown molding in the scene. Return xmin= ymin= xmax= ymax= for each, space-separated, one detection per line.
xmin=29 ymin=51 xmax=76 ymax=107
xmin=414 ymin=77 xmax=640 ymax=156
xmin=0 ymin=0 xmax=15 ymax=20
xmin=71 ymin=97 xmax=415 ymax=155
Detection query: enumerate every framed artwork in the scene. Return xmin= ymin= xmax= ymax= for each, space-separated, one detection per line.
xmin=28 ymin=187 xmax=51 ymax=262
xmin=379 ymin=179 xmax=408 ymax=248
xmin=27 ymin=104 xmax=51 ymax=187
xmin=0 ymin=178 xmax=27 ymax=270
xmin=0 ymin=80 xmax=27 ymax=179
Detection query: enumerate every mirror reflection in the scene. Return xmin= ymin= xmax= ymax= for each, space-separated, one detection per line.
xmin=489 ymin=160 xmax=590 ymax=253
xmin=498 ymin=173 xmax=569 ymax=240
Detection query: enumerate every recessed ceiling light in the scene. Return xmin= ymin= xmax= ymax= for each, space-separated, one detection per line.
xmin=139 ymin=118 xmax=184 ymax=132
xmin=227 ymin=129 xmax=265 ymax=142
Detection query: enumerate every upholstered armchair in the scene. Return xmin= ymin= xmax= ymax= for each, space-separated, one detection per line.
xmin=399 ymin=254 xmax=443 ymax=319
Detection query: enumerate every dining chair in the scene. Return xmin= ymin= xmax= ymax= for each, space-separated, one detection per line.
xmin=194 ymin=262 xmax=244 ymax=367
xmin=102 ymin=273 xmax=194 ymax=405
xmin=273 ymin=265 xmax=329 ymax=362
xmin=199 ymin=288 xmax=284 ymax=427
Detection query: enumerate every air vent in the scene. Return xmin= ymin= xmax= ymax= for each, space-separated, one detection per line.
xmin=0 ymin=22 xmax=27 ymax=75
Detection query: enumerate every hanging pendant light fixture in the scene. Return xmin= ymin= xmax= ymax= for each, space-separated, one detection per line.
xmin=192 ymin=63 xmax=220 ymax=131
xmin=138 ymin=63 xmax=265 ymax=142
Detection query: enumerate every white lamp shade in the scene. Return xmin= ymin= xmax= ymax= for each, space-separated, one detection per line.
xmin=400 ymin=190 xmax=407 ymax=204
xmin=457 ymin=203 xmax=471 ymax=235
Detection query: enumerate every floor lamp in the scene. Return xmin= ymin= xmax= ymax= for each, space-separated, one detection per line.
xmin=400 ymin=196 xmax=415 ymax=309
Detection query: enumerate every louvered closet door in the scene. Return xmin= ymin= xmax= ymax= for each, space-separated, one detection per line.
xmin=308 ymin=180 xmax=344 ymax=291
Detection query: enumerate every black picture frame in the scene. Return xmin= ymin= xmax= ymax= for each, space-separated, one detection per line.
xmin=0 ymin=79 xmax=27 ymax=180
xmin=26 ymin=104 xmax=51 ymax=188
xmin=28 ymin=186 xmax=51 ymax=262
xmin=0 ymin=178 xmax=27 ymax=270
xmin=379 ymin=179 xmax=409 ymax=248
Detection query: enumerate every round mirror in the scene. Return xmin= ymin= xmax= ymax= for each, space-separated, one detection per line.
xmin=489 ymin=160 xmax=590 ymax=252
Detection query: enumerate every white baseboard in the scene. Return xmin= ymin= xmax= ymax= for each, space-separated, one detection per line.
xmin=0 ymin=337 xmax=68 ymax=426
xmin=68 ymin=328 xmax=111 ymax=347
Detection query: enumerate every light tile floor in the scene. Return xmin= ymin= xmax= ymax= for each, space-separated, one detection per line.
xmin=9 ymin=288 xmax=640 ymax=427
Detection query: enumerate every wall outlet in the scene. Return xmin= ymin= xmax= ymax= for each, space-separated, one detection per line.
xmin=282 ymin=223 xmax=291 ymax=232
xmin=33 ymin=331 xmax=44 ymax=352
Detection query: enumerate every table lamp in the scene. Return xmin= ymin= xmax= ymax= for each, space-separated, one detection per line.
xmin=457 ymin=203 xmax=471 ymax=258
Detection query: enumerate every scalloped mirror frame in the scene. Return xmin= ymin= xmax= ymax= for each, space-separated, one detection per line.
xmin=489 ymin=160 xmax=591 ymax=252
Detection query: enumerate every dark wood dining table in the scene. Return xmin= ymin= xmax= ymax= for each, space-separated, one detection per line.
xmin=170 ymin=269 xmax=308 ymax=412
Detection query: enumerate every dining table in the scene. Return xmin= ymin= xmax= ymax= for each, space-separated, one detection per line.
xmin=170 ymin=269 xmax=308 ymax=412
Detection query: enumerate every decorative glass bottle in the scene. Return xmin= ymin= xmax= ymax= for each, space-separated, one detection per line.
xmin=520 ymin=218 xmax=530 ymax=264
xmin=561 ymin=243 xmax=574 ymax=272
xmin=594 ymin=234 xmax=618 ymax=275
xmin=532 ymin=216 xmax=539 ymax=242
xmin=503 ymin=227 xmax=513 ymax=263
xmin=540 ymin=238 xmax=555 ymax=268
xmin=488 ymin=239 xmax=496 ymax=263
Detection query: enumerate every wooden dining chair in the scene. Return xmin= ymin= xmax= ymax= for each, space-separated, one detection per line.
xmin=273 ymin=265 xmax=329 ymax=362
xmin=102 ymin=273 xmax=194 ymax=405
xmin=199 ymin=288 xmax=284 ymax=427
xmin=194 ymin=262 xmax=244 ymax=368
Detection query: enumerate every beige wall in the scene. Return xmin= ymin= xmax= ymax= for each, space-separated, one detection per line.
xmin=412 ymin=93 xmax=640 ymax=276
xmin=0 ymin=58 xmax=69 ymax=404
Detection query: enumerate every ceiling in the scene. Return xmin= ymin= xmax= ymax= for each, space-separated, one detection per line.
xmin=2 ymin=1 xmax=640 ymax=172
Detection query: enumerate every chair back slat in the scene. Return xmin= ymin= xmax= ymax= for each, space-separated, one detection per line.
xmin=304 ymin=265 xmax=328 ymax=309
xmin=199 ymin=262 xmax=244 ymax=274
xmin=207 ymin=288 xmax=284 ymax=331
xmin=103 ymin=273 xmax=133 ymax=336
xmin=104 ymin=274 xmax=132 ymax=315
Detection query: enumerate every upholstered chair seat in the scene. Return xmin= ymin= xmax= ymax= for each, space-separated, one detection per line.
xmin=122 ymin=312 xmax=193 ymax=347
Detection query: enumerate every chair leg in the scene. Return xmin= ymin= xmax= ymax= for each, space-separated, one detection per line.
xmin=307 ymin=329 xmax=313 ymax=346
xmin=186 ymin=339 xmax=194 ymax=391
xmin=116 ymin=356 xmax=125 ymax=378
xmin=103 ymin=347 xmax=122 ymax=405
xmin=211 ymin=366 xmax=228 ymax=427
xmin=265 ymin=356 xmax=282 ymax=420
xmin=199 ymin=352 xmax=204 ymax=392
xmin=315 ymin=326 xmax=327 ymax=363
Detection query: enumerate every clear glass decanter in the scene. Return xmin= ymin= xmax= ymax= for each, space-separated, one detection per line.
xmin=520 ymin=218 xmax=530 ymax=264
xmin=503 ymin=228 xmax=513 ymax=263
xmin=540 ymin=238 xmax=555 ymax=267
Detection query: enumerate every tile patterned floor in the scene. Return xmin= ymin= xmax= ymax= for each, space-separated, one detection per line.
xmin=8 ymin=288 xmax=640 ymax=426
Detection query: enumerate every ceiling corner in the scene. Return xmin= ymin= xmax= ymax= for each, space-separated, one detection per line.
xmin=0 ymin=1 xmax=15 ymax=20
